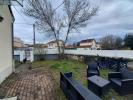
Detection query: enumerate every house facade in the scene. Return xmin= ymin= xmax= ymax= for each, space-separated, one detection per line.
xmin=47 ymin=40 xmax=64 ymax=49
xmin=80 ymin=39 xmax=96 ymax=47
xmin=78 ymin=39 xmax=96 ymax=50
xmin=0 ymin=5 xmax=14 ymax=83
xmin=14 ymin=37 xmax=25 ymax=48
xmin=78 ymin=39 xmax=101 ymax=50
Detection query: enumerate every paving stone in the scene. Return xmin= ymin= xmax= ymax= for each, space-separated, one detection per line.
xmin=0 ymin=64 xmax=57 ymax=100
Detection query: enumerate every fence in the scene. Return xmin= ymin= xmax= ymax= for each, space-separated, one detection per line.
xmin=65 ymin=50 xmax=133 ymax=59
xmin=14 ymin=49 xmax=133 ymax=62
xmin=14 ymin=50 xmax=34 ymax=62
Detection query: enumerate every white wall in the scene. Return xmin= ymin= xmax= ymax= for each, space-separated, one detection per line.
xmin=65 ymin=50 xmax=133 ymax=59
xmin=14 ymin=49 xmax=34 ymax=62
xmin=46 ymin=48 xmax=59 ymax=54
xmin=33 ymin=48 xmax=133 ymax=59
xmin=34 ymin=48 xmax=59 ymax=54
xmin=0 ymin=5 xmax=13 ymax=83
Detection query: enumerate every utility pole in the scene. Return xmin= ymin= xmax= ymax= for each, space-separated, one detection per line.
xmin=33 ymin=24 xmax=35 ymax=47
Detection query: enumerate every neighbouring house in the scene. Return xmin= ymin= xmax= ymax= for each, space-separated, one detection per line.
xmin=34 ymin=43 xmax=48 ymax=56
xmin=35 ymin=43 xmax=48 ymax=48
xmin=13 ymin=37 xmax=30 ymax=61
xmin=65 ymin=45 xmax=75 ymax=49
xmin=80 ymin=39 xmax=96 ymax=47
xmin=78 ymin=39 xmax=101 ymax=50
xmin=0 ymin=5 xmax=14 ymax=83
xmin=24 ymin=43 xmax=47 ymax=48
xmin=46 ymin=40 xmax=64 ymax=49
xmin=14 ymin=37 xmax=25 ymax=48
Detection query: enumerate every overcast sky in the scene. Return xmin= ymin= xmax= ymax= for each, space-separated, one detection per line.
xmin=12 ymin=0 xmax=133 ymax=44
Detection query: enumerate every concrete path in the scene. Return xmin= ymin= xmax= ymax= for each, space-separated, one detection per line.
xmin=0 ymin=64 xmax=57 ymax=100
xmin=15 ymin=63 xmax=31 ymax=72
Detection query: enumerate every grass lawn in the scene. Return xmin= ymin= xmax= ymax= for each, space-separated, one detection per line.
xmin=32 ymin=60 xmax=133 ymax=100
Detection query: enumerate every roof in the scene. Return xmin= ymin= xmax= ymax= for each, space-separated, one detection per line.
xmin=65 ymin=45 xmax=75 ymax=49
xmin=47 ymin=40 xmax=64 ymax=44
xmin=80 ymin=39 xmax=95 ymax=43
xmin=76 ymin=45 xmax=92 ymax=48
xmin=35 ymin=43 xmax=48 ymax=48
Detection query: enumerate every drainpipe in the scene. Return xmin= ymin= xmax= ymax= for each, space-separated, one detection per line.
xmin=12 ymin=21 xmax=15 ymax=72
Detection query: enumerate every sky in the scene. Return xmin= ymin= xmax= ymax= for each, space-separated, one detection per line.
xmin=12 ymin=0 xmax=133 ymax=44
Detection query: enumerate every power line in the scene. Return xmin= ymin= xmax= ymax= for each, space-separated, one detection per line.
xmin=53 ymin=1 xmax=65 ymax=12
xmin=14 ymin=0 xmax=64 ymax=24
xmin=13 ymin=6 xmax=30 ymax=24
xmin=14 ymin=1 xmax=65 ymax=47
xmin=14 ymin=23 xmax=33 ymax=25
xmin=14 ymin=1 xmax=65 ymax=25
xmin=13 ymin=6 xmax=36 ymax=47
xmin=14 ymin=0 xmax=65 ymax=25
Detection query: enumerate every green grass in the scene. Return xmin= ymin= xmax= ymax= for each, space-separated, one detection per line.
xmin=32 ymin=60 xmax=87 ymax=84
xmin=100 ymin=69 xmax=109 ymax=79
xmin=32 ymin=60 xmax=133 ymax=100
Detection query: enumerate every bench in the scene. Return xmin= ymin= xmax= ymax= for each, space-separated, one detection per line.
xmin=60 ymin=72 xmax=101 ymax=100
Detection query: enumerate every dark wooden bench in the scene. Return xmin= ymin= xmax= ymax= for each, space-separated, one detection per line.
xmin=60 ymin=72 xmax=101 ymax=100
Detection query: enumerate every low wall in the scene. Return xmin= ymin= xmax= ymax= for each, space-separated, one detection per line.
xmin=65 ymin=50 xmax=133 ymax=59
xmin=14 ymin=50 xmax=25 ymax=62
xmin=14 ymin=55 xmax=20 ymax=61
xmin=14 ymin=49 xmax=133 ymax=62
xmin=14 ymin=50 xmax=34 ymax=62
xmin=34 ymin=54 xmax=59 ymax=61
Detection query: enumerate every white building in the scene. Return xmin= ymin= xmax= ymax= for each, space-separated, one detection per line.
xmin=0 ymin=5 xmax=14 ymax=83
xmin=78 ymin=39 xmax=101 ymax=50
xmin=80 ymin=39 xmax=96 ymax=47
xmin=47 ymin=40 xmax=64 ymax=49
xmin=14 ymin=37 xmax=25 ymax=48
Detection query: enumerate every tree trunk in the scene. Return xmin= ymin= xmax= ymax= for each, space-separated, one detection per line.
xmin=61 ymin=43 xmax=66 ymax=59
xmin=56 ymin=39 xmax=61 ymax=59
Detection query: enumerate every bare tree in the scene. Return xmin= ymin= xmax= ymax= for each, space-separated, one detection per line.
xmin=34 ymin=44 xmax=47 ymax=61
xmin=100 ymin=35 xmax=123 ymax=50
xmin=23 ymin=0 xmax=98 ymax=58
